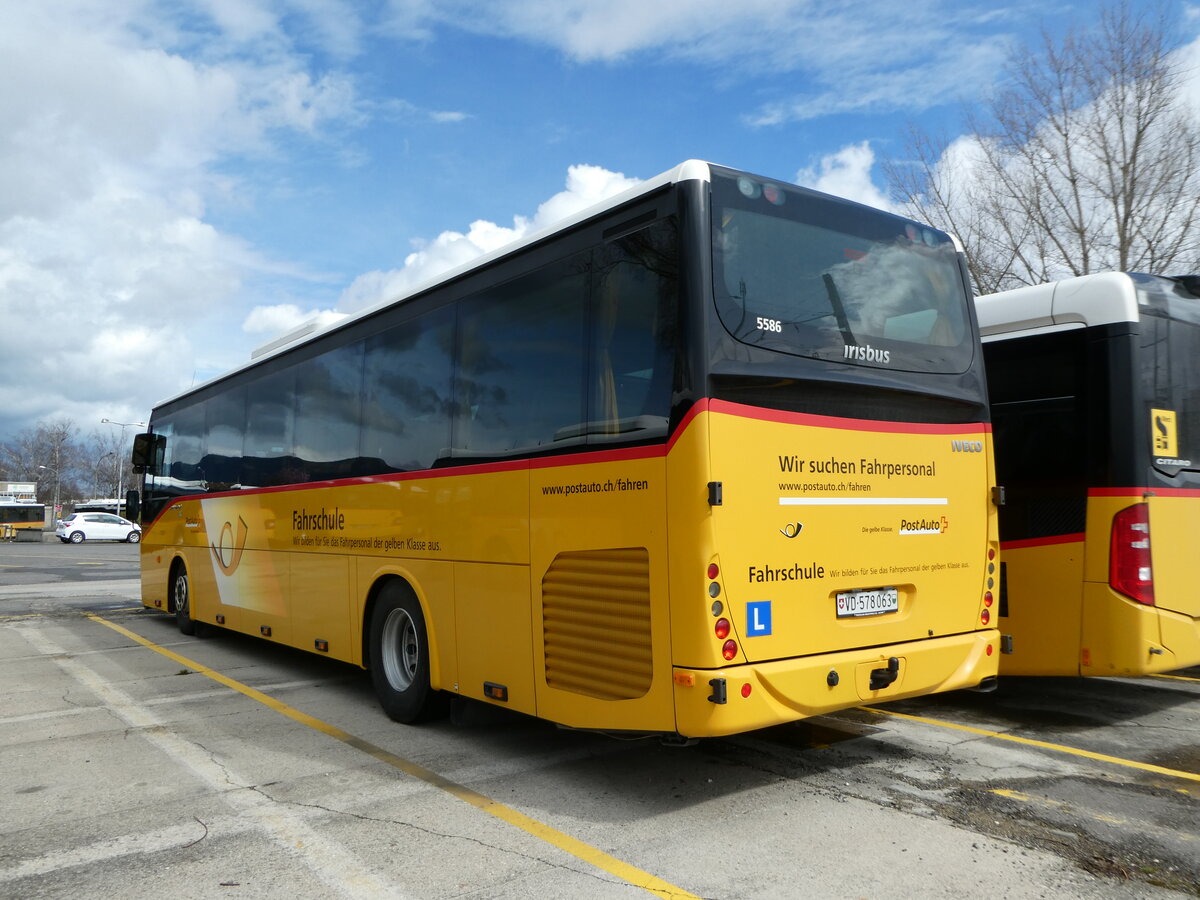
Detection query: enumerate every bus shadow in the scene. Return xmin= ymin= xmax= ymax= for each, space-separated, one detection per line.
xmin=883 ymin=674 xmax=1200 ymax=735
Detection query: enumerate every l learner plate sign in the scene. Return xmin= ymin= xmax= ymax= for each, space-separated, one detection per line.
xmin=836 ymin=587 xmax=899 ymax=618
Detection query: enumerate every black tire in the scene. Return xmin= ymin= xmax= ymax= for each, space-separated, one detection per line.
xmin=172 ymin=562 xmax=196 ymax=636
xmin=368 ymin=582 xmax=445 ymax=723
xmin=58 ymin=537 xmax=69 ymax=543
xmin=69 ymin=531 xmax=84 ymax=544
xmin=127 ymin=530 xmax=141 ymax=544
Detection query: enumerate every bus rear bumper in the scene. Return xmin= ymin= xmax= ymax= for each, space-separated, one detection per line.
xmin=1080 ymin=583 xmax=1200 ymax=676
xmin=673 ymin=629 xmax=1000 ymax=738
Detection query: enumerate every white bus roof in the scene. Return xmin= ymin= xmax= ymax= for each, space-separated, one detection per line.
xmin=974 ymin=272 xmax=1140 ymax=339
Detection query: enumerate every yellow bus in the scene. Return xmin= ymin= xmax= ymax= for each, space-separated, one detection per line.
xmin=130 ymin=160 xmax=1000 ymax=739
xmin=976 ymin=271 xmax=1200 ymax=676
xmin=0 ymin=499 xmax=45 ymax=538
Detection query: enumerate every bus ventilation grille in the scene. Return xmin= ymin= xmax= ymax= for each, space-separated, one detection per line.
xmin=541 ymin=548 xmax=653 ymax=701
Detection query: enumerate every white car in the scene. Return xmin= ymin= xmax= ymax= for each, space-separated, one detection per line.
xmin=56 ymin=512 xmax=142 ymax=544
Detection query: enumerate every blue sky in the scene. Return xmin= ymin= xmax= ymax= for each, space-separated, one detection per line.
xmin=2 ymin=0 xmax=1198 ymax=443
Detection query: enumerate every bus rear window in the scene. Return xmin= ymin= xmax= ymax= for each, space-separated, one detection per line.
xmin=711 ymin=171 xmax=974 ymax=374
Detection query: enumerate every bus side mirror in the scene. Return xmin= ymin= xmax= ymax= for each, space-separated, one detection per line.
xmin=125 ymin=489 xmax=141 ymax=524
xmin=131 ymin=432 xmax=164 ymax=474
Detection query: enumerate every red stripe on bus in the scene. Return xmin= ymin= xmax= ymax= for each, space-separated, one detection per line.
xmin=708 ymin=398 xmax=991 ymax=435
xmin=1088 ymin=487 xmax=1200 ymax=499
xmin=1000 ymin=533 xmax=1086 ymax=551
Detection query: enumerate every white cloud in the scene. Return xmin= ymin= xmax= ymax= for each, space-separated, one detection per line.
xmin=0 ymin=2 xmax=368 ymax=438
xmin=396 ymin=0 xmax=1016 ymax=121
xmin=243 ymin=304 xmax=348 ymax=335
xmin=337 ymin=164 xmax=640 ymax=313
xmin=795 ymin=142 xmax=893 ymax=211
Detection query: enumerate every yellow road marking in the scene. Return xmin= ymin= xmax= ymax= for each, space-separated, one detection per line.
xmin=87 ymin=614 xmax=698 ymax=900
xmin=1150 ymin=672 xmax=1200 ymax=684
xmin=991 ymin=788 xmax=1197 ymax=839
xmin=860 ymin=706 xmax=1200 ymax=784
xmin=990 ymin=788 xmax=1129 ymax=825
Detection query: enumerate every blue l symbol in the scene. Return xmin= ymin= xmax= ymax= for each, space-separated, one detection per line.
xmin=747 ymin=601 xmax=773 ymax=636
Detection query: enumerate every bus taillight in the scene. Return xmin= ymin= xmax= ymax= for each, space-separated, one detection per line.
xmin=1109 ymin=503 xmax=1155 ymax=606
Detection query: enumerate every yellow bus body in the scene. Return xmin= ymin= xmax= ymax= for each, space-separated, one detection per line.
xmin=140 ymin=399 xmax=999 ymax=738
xmin=999 ymin=490 xmax=1200 ymax=676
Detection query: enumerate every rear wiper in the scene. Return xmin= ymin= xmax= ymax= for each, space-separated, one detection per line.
xmin=822 ymin=273 xmax=855 ymax=345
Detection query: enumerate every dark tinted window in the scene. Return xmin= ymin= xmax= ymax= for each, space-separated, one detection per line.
xmin=1140 ymin=315 xmax=1200 ymax=473
xmin=362 ymin=307 xmax=455 ymax=471
xmin=205 ymin=386 xmax=245 ymax=490
xmin=168 ymin=403 xmax=205 ymax=486
xmin=454 ymin=254 xmax=588 ymax=455
xmin=243 ymin=369 xmax=296 ymax=487
xmin=584 ymin=221 xmax=678 ymax=442
xmin=984 ymin=330 xmax=1089 ymax=541
xmin=294 ymin=342 xmax=365 ymax=481
xmin=711 ymin=169 xmax=972 ymax=374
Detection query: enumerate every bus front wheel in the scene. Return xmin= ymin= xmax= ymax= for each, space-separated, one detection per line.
xmin=173 ymin=563 xmax=196 ymax=636
xmin=368 ymin=583 xmax=445 ymax=723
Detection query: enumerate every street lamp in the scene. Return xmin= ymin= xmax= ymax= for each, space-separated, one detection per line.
xmin=101 ymin=418 xmax=147 ymax=518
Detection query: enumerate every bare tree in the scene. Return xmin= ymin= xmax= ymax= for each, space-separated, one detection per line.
xmin=1 ymin=419 xmax=84 ymax=510
xmin=81 ymin=429 xmax=132 ymax=499
xmin=885 ymin=1 xmax=1200 ymax=294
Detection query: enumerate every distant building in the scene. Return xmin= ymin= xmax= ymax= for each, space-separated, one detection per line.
xmin=0 ymin=482 xmax=37 ymax=502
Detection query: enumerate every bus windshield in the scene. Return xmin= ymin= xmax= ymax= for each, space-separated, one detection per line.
xmin=1135 ymin=274 xmax=1200 ymax=475
xmin=711 ymin=170 xmax=973 ymax=374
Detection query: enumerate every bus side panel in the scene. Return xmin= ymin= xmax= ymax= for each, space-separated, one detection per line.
xmin=530 ymin=455 xmax=674 ymax=732
xmin=291 ymin=553 xmax=352 ymax=660
xmin=1146 ymin=495 xmax=1200 ymax=619
xmin=455 ymin=563 xmax=536 ymax=716
xmin=997 ymin=539 xmax=1085 ymax=676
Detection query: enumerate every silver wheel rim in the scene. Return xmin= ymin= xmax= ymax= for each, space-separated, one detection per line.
xmin=174 ymin=573 xmax=188 ymax=615
xmin=381 ymin=607 xmax=418 ymax=692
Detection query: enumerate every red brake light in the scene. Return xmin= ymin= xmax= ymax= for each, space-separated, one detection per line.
xmin=722 ymin=640 xmax=738 ymax=660
xmin=1109 ymin=503 xmax=1155 ymax=606
xmin=714 ymin=618 xmax=731 ymax=639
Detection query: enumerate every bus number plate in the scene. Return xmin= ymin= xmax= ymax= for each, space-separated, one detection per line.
xmin=836 ymin=587 xmax=899 ymax=618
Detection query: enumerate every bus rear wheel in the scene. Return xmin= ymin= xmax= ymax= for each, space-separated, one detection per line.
xmin=173 ymin=562 xmax=196 ymax=636
xmin=368 ymin=583 xmax=445 ymax=723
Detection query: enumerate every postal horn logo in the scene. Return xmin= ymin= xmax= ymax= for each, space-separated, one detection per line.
xmin=780 ymin=522 xmax=804 ymax=539
xmin=211 ymin=516 xmax=249 ymax=575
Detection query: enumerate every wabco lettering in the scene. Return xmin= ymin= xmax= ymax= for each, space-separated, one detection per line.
xmin=844 ymin=344 xmax=891 ymax=365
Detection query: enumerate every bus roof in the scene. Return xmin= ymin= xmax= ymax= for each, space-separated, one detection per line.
xmin=974 ymin=272 xmax=1142 ymax=340
xmin=152 ymin=160 xmax=714 ymax=412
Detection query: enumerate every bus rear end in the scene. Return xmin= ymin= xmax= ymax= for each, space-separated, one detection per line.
xmin=1080 ymin=275 xmax=1200 ymax=675
xmin=668 ymin=168 xmax=999 ymax=737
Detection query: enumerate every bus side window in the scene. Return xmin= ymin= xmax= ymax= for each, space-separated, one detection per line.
xmin=588 ymin=219 xmax=678 ymax=441
xmin=454 ymin=255 xmax=588 ymax=455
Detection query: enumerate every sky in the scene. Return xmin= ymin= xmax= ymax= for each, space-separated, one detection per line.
xmin=3 ymin=0 xmax=1200 ymax=446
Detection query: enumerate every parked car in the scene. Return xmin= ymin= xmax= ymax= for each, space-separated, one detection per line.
xmin=56 ymin=512 xmax=142 ymax=544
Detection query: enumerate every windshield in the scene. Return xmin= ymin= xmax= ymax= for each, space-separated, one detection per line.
xmin=711 ymin=169 xmax=974 ymax=374
xmin=1134 ymin=274 xmax=1200 ymax=475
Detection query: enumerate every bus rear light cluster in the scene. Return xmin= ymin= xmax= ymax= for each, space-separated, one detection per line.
xmin=709 ymin=561 xmax=738 ymax=660
xmin=1110 ymin=503 xmax=1155 ymax=606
